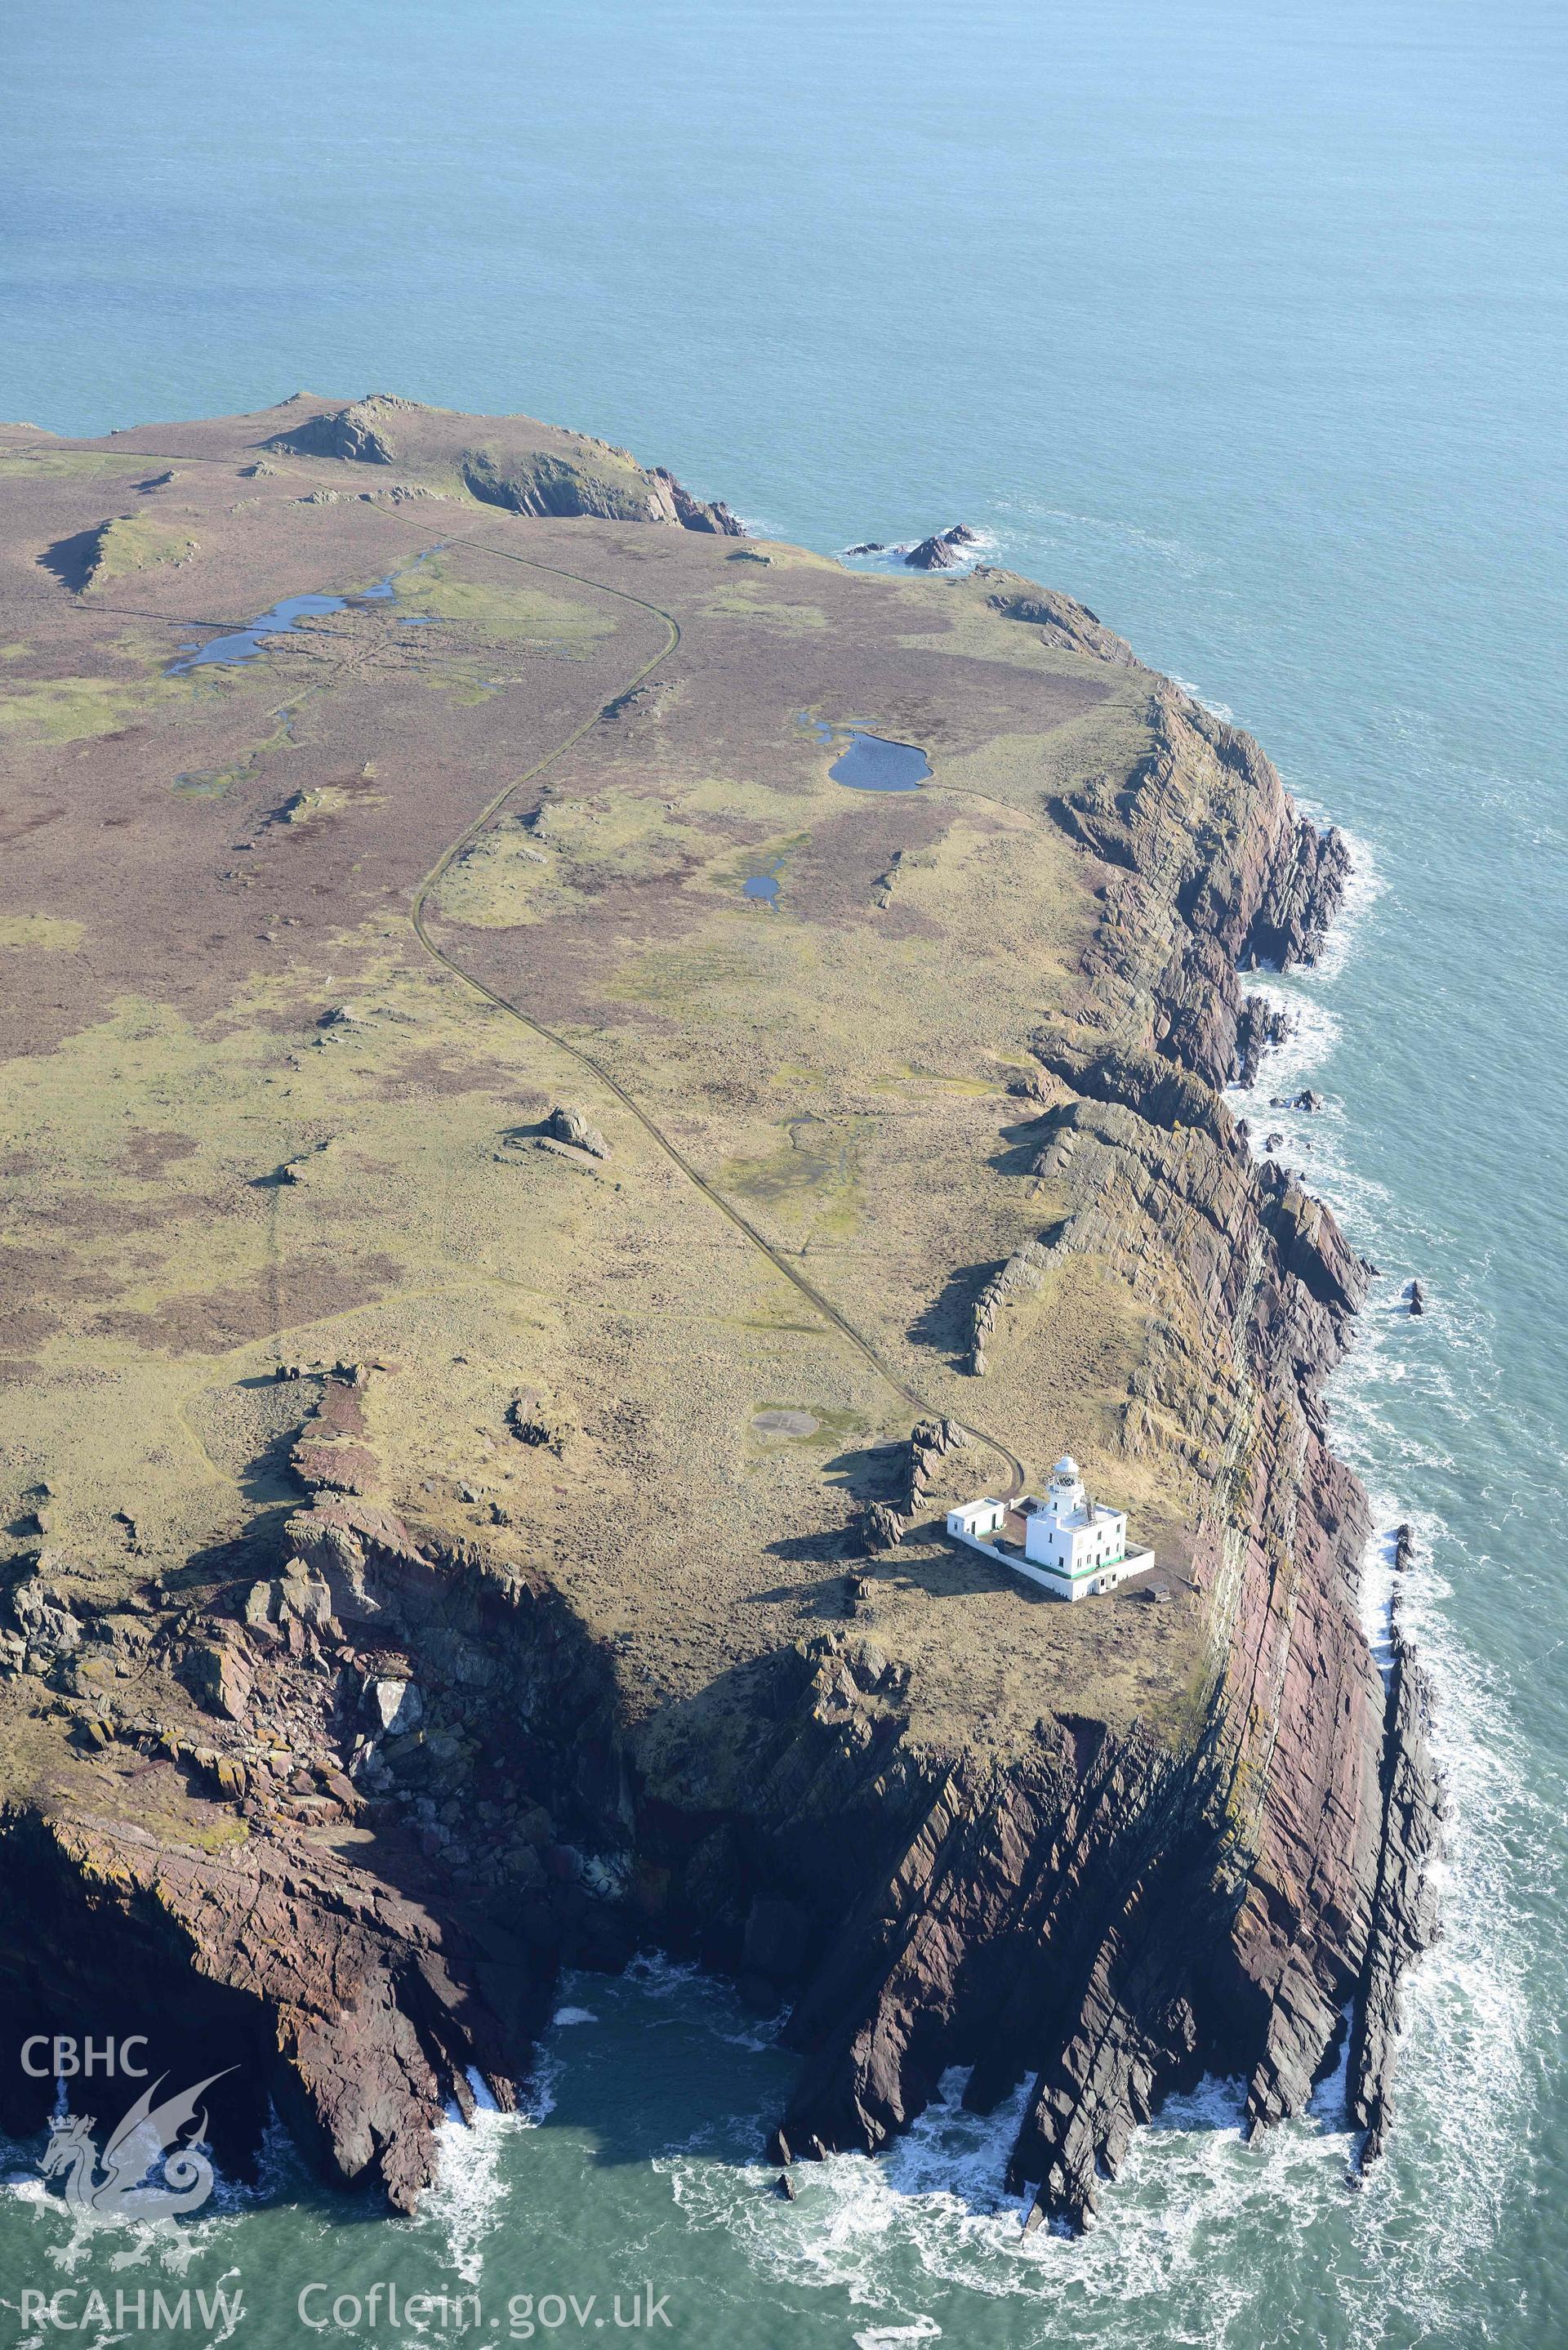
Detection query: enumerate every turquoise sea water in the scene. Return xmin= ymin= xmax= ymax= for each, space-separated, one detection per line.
xmin=3 ymin=2 xmax=1566 ymax=2343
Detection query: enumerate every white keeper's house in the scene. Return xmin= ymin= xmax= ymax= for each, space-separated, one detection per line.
xmin=947 ymin=1456 xmax=1156 ymax=1602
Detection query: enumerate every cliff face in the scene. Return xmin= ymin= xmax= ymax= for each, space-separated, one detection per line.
xmin=0 ymin=1508 xmax=636 ymax=2206
xmin=628 ymin=677 xmax=1438 ymax=2224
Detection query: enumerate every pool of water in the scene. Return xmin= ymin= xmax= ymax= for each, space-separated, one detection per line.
xmin=828 ymin=731 xmax=929 ymax=791
xmin=168 ymin=548 xmax=452 ymax=672
xmin=795 ymin=712 xmax=930 ymax=792
xmin=167 ymin=577 xmax=396 ymax=672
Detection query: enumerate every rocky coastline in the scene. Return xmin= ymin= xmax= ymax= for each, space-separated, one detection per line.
xmin=0 ymin=430 xmax=1441 ymax=2228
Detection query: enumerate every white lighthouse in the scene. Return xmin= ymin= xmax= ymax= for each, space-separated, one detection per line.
xmin=946 ymin=1452 xmax=1156 ymax=1600
xmin=1022 ymin=1457 xmax=1130 ymax=1582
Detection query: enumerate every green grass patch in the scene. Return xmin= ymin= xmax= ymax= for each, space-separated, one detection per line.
xmin=81 ymin=515 xmax=197 ymax=594
xmin=0 ymin=915 xmax=84 ymax=950
xmin=394 ymin=551 xmax=615 ymax=649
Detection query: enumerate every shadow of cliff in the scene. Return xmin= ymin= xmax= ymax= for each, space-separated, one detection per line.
xmin=37 ymin=528 xmax=104 ymax=593
xmin=906 ymin=1260 xmax=1004 ymax=1362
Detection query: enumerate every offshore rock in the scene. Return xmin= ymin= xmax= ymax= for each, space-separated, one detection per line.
xmin=905 ymin=524 xmax=976 ymax=570
xmin=1347 ymin=1600 xmax=1443 ymax=2165
xmin=1233 ymin=997 xmax=1292 ymax=1086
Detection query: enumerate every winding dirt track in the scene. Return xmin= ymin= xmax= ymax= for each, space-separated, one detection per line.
xmin=408 ymin=538 xmax=1027 ymax=1500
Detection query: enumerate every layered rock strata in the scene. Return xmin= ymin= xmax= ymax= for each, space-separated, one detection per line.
xmin=733 ymin=689 xmax=1441 ymax=2223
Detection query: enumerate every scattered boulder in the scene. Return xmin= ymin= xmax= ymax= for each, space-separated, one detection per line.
xmin=775 ymin=2173 xmax=797 ymax=2201
xmin=841 ymin=542 xmax=886 ymax=557
xmin=183 ymin=1639 xmax=252 ymax=1721
xmin=545 ymin=1104 xmax=611 ymax=1159
xmin=859 ymin=1502 xmax=905 ymax=1553
xmin=1406 ymin=1280 xmax=1427 ymax=1317
xmin=507 ymin=1389 xmax=553 ymax=1446
xmin=7 ymin=1574 xmax=80 ymax=1667
xmin=365 ymin=1676 xmax=423 ymax=1737
xmin=278 ymin=1569 xmax=334 ymax=1630
xmin=845 ymin=1637 xmax=891 ymax=1690
xmin=1394 ymin=1523 xmax=1417 ymax=1571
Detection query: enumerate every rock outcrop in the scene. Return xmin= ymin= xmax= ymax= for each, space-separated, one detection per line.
xmin=263 ymin=393 xmax=406 ymax=464
xmin=1346 ymin=1594 xmax=1443 ymax=2164
xmin=258 ymin=394 xmax=742 ymax=535
xmin=545 ymin=1104 xmax=612 ymax=1159
xmin=457 ymin=447 xmax=737 ymax=533
xmin=985 ymin=577 xmax=1147 ymax=668
xmin=905 ymin=524 xmax=978 ymax=570
xmin=1234 ymin=997 xmax=1292 ymax=1086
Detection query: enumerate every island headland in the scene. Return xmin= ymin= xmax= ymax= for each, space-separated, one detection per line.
xmin=0 ymin=395 xmax=1440 ymax=2225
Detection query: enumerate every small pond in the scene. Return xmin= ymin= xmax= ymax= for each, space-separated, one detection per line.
xmin=796 ymin=710 xmax=930 ymax=792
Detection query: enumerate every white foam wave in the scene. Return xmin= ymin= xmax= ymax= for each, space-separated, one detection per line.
xmin=1232 ymin=827 xmax=1544 ymax=2331
xmin=1170 ymin=676 xmax=1236 ymax=723
xmin=660 ymin=2063 xmax=1377 ymax=2342
xmin=420 ymin=2098 xmax=525 ymax=2286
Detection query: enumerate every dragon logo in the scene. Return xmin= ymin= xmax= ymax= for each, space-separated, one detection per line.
xmin=40 ymin=2071 xmax=234 ymax=2220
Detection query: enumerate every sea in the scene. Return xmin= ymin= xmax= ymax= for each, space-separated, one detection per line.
xmin=2 ymin=3 xmax=1565 ymax=2343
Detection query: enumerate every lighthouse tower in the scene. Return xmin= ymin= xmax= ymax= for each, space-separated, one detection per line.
xmin=1046 ymin=1455 xmax=1086 ymax=1518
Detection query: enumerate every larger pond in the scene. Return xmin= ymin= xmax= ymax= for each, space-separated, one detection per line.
xmin=798 ymin=711 xmax=931 ymax=792
xmin=829 ymin=730 xmax=930 ymax=791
